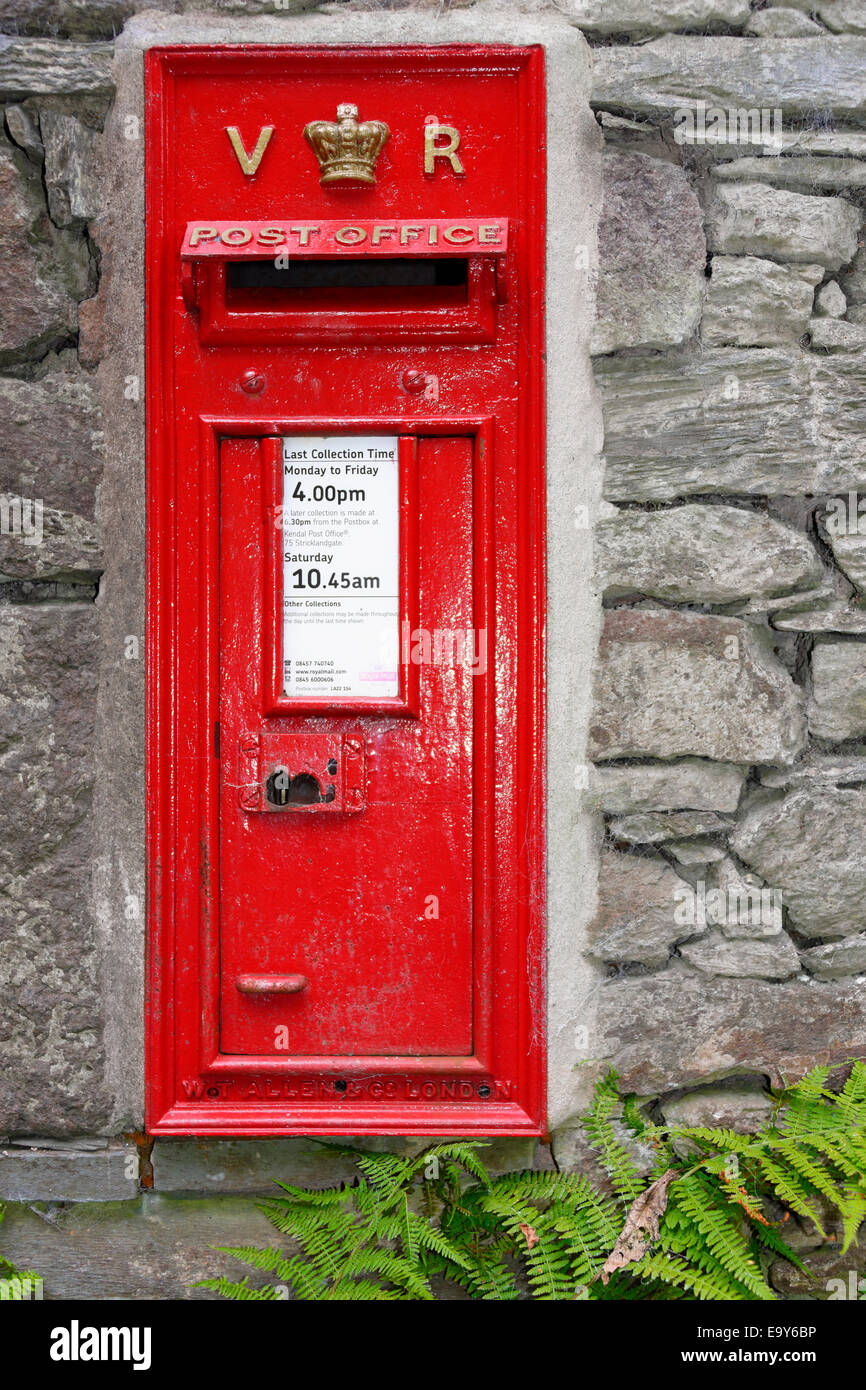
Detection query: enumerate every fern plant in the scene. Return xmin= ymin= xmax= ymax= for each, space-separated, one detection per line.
xmin=0 ymin=1204 xmax=40 ymax=1295
xmin=197 ymin=1061 xmax=866 ymax=1301
xmin=198 ymin=1142 xmax=506 ymax=1301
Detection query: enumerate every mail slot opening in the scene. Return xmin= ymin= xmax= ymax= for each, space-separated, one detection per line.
xmin=228 ymin=257 xmax=468 ymax=289
xmin=225 ymin=256 xmax=469 ymax=312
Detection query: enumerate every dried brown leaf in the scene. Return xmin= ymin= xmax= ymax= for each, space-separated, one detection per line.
xmin=601 ymin=1169 xmax=678 ymax=1285
xmin=519 ymin=1222 xmax=539 ymax=1250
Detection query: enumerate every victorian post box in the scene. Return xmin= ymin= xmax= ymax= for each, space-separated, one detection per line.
xmin=145 ymin=45 xmax=546 ymax=1135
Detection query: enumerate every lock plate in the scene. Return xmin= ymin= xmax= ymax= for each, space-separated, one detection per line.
xmin=238 ymin=731 xmax=367 ymax=813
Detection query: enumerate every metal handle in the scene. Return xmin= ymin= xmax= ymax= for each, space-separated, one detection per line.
xmin=236 ymin=973 xmax=309 ymax=995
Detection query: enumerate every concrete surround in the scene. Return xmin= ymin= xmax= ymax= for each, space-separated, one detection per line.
xmin=90 ymin=9 xmax=602 ymax=1142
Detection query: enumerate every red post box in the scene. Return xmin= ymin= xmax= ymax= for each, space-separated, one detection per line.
xmin=145 ymin=45 xmax=546 ymax=1135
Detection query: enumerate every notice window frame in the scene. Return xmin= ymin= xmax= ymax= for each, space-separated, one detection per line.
xmin=262 ymin=433 xmax=420 ymax=717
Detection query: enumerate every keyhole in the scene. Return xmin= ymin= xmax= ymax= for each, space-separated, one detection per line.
xmin=266 ymin=769 xmax=323 ymax=806
xmin=287 ymin=772 xmax=323 ymax=804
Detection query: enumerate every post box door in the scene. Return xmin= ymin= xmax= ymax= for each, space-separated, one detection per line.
xmin=219 ymin=433 xmax=476 ymax=1057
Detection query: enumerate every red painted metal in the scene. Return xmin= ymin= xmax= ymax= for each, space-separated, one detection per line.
xmin=145 ymin=45 xmax=546 ymax=1135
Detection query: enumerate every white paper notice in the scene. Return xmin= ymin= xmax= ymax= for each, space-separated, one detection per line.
xmin=282 ymin=435 xmax=399 ymax=699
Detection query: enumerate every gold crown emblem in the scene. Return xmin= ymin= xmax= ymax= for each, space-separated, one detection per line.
xmin=303 ymin=103 xmax=390 ymax=186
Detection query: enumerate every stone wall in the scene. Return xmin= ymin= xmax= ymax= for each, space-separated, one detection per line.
xmin=583 ymin=8 xmax=866 ymax=1295
xmin=1 ymin=0 xmax=865 ymax=1299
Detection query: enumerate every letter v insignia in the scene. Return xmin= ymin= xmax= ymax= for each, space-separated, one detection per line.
xmin=226 ymin=126 xmax=274 ymax=176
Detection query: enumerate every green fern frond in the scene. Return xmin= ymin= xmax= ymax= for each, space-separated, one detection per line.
xmin=213 ymin=1244 xmax=301 ymax=1280
xmin=622 ymin=1093 xmax=650 ymax=1139
xmin=631 ymin=1251 xmax=753 ymax=1301
xmin=324 ymin=1279 xmax=406 ymax=1301
xmin=581 ymin=1071 xmax=646 ymax=1206
xmin=666 ymin=1172 xmax=774 ymax=1300
xmin=195 ymin=1275 xmax=285 ymax=1300
xmin=268 ymin=1180 xmax=351 ymax=1206
xmin=840 ymin=1061 xmax=866 ymax=1109
xmin=669 ymin=1126 xmax=758 ymax=1156
xmin=764 ymin=1134 xmax=847 ymax=1210
xmin=408 ymin=1141 xmax=493 ymax=1187
xmin=749 ymin=1222 xmax=806 ymax=1272
xmin=753 ymin=1152 xmax=828 ymax=1233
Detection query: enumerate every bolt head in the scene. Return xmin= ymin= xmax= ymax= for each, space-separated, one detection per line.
xmin=402 ymin=368 xmax=427 ymax=394
xmin=240 ymin=369 xmax=266 ymax=395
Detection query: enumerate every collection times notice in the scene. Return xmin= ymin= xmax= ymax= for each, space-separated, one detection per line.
xmin=281 ymin=435 xmax=400 ymax=699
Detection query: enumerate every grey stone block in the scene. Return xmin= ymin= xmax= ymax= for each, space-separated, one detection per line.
xmin=561 ymin=0 xmax=750 ymax=36
xmin=712 ymin=156 xmax=866 ymax=190
xmin=5 ymin=1135 xmax=107 ymax=1150
xmin=815 ymin=280 xmax=848 ymax=318
xmin=683 ymin=128 xmax=866 ymax=158
xmin=4 ymin=104 xmax=43 ymax=162
xmin=0 ymin=360 xmax=102 ymax=521
xmin=660 ymin=1083 xmax=775 ymax=1132
xmin=745 ymin=7 xmax=825 ymax=35
xmin=800 ymin=934 xmax=866 ymax=980
xmin=702 ymin=257 xmax=822 ymax=346
xmin=818 ymin=0 xmax=866 ymax=33
xmin=0 ymin=1 xmax=270 ymax=41
xmin=0 ymin=1 xmax=137 ymax=39
xmin=596 ymin=970 xmax=866 ymax=1094
xmin=760 ymin=755 xmax=866 ymax=790
xmin=703 ymin=856 xmax=783 ymax=940
xmin=592 ymin=36 xmax=866 ymax=118
xmin=841 ymin=241 xmax=866 ymax=306
xmin=0 ymin=505 xmax=101 ymax=584
xmin=667 ymin=840 xmax=729 ymax=867
xmin=771 ymin=605 xmax=866 ymax=632
xmin=599 ymin=348 xmax=866 ymax=500
xmin=154 ymin=1139 xmax=365 ymax=1195
xmin=153 ymin=1135 xmax=546 ymax=1193
xmin=679 ymin=928 xmax=800 ymax=979
xmin=706 ymin=183 xmax=861 ymax=271
xmin=0 ymin=604 xmax=111 ymax=1136
xmin=592 ymin=151 xmax=705 ymax=354
xmin=588 ymin=759 xmax=746 ymax=815
xmin=0 ymin=1195 xmax=277 ymax=1300
xmin=0 ymin=135 xmax=90 ymax=364
xmin=733 ymin=786 xmax=866 ymax=939
xmin=587 ymin=849 xmax=700 ymax=969
xmin=40 ymin=109 xmax=102 ymax=227
xmin=608 ymin=811 xmax=733 ymax=845
xmin=0 ymin=38 xmax=114 ymax=98
xmin=0 ymin=1145 xmax=138 ymax=1201
xmin=770 ymin=1237 xmax=866 ymax=1298
xmin=825 ymin=531 xmax=866 ymax=598
xmin=809 ymin=642 xmax=866 ymax=741
xmin=590 ymin=609 xmax=806 ymax=767
xmin=809 ymin=316 xmax=866 ymax=350
xmin=597 ymin=503 xmax=823 ymax=602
